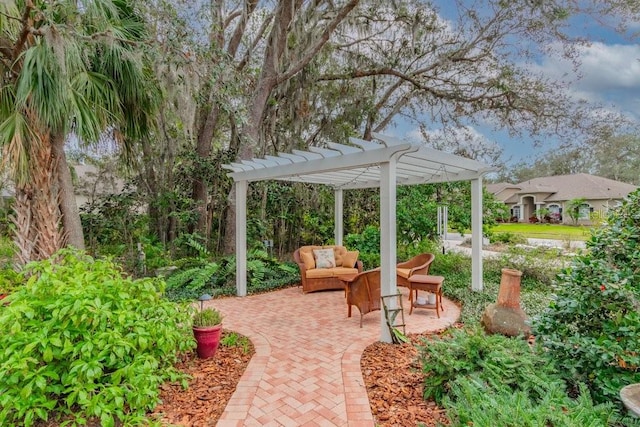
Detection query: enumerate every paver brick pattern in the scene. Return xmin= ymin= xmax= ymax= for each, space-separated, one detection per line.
xmin=209 ymin=285 xmax=459 ymax=426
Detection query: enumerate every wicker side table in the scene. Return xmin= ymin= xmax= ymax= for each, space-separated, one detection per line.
xmin=407 ymin=274 xmax=444 ymax=317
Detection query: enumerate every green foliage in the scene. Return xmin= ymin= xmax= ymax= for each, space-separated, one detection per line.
xmin=220 ymin=332 xmax=252 ymax=354
xmin=489 ymin=231 xmax=527 ymax=245
xmin=344 ymin=225 xmax=381 ymax=269
xmin=397 ymin=238 xmax=440 ymax=262
xmin=164 ymin=250 xmax=299 ymax=302
xmin=396 ymin=185 xmax=438 ymax=245
xmin=566 ymin=197 xmax=587 ymax=225
xmin=534 ymin=189 xmax=640 ymax=406
xmin=420 ymin=325 xmax=557 ymax=404
xmin=0 ymin=266 xmax=22 ymax=295
xmin=192 ymin=308 xmax=222 ymax=327
xmin=420 ymin=325 xmax=617 ymax=426
xmin=445 ymin=379 xmax=618 ymax=427
xmin=430 ymin=251 xmax=556 ymax=324
xmin=0 ymin=250 xmax=194 ymax=426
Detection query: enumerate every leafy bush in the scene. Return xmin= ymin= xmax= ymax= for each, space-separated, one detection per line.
xmin=429 ymin=251 xmax=555 ymax=324
xmin=534 ymin=189 xmax=640 ymax=406
xmin=420 ymin=325 xmax=558 ymax=404
xmin=164 ymin=249 xmax=299 ymax=301
xmin=344 ymin=225 xmax=381 ymax=269
xmin=0 ymin=250 xmax=193 ymax=426
xmin=220 ymin=332 xmax=252 ymax=354
xmin=445 ymin=379 xmax=617 ymax=427
xmin=419 ymin=325 xmax=617 ymax=426
xmin=192 ymin=307 xmax=222 ymax=327
xmin=490 ymin=231 xmax=527 ymax=245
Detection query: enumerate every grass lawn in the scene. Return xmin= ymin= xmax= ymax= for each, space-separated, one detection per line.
xmin=490 ymin=223 xmax=594 ymax=241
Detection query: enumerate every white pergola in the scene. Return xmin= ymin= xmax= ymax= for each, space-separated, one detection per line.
xmin=223 ymin=133 xmax=493 ymax=342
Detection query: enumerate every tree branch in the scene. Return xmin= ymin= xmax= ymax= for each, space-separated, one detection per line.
xmin=277 ymin=0 xmax=360 ymax=84
xmin=13 ymin=1 xmax=35 ymax=57
xmin=237 ymin=11 xmax=273 ymax=72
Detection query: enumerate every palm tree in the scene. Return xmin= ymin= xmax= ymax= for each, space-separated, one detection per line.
xmin=0 ymin=0 xmax=157 ymax=264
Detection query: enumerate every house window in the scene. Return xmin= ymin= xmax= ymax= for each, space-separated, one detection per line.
xmin=547 ymin=204 xmax=561 ymax=222
xmin=578 ymin=203 xmax=592 ymax=220
xmin=512 ymin=206 xmax=520 ymax=220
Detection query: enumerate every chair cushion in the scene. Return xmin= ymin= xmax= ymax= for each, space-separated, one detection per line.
xmin=327 ymin=245 xmax=347 ymax=267
xmin=331 ymin=267 xmax=359 ymax=276
xmin=313 ymin=248 xmax=336 ymax=268
xmin=300 ymin=251 xmax=315 ymax=269
xmin=342 ymin=250 xmax=359 ymax=268
xmin=306 ymin=268 xmax=335 ymax=278
xmin=397 ymin=268 xmax=412 ymax=279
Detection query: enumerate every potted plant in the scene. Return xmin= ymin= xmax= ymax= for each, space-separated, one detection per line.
xmin=192 ymin=307 xmax=223 ymax=359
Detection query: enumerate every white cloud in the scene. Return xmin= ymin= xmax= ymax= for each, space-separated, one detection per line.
xmin=533 ymin=42 xmax=640 ymax=117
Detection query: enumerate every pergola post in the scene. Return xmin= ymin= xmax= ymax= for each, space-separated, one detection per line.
xmin=236 ymin=180 xmax=248 ymax=296
xmin=471 ymin=177 xmax=483 ymax=291
xmin=334 ymin=188 xmax=343 ymax=246
xmin=379 ymin=161 xmax=397 ymax=343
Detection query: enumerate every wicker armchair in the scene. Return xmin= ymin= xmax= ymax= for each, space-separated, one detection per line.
xmin=345 ymin=269 xmax=381 ymax=327
xmin=396 ymin=253 xmax=435 ymax=288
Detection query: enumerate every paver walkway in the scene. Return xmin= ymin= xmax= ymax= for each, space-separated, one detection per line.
xmin=206 ymin=285 xmax=460 ymax=426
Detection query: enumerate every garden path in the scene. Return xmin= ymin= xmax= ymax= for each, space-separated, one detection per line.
xmin=205 ymin=285 xmax=460 ymax=426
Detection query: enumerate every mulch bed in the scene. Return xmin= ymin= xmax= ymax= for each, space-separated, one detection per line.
xmin=361 ymin=332 xmax=449 ymax=427
xmin=149 ymin=331 xmax=255 ymax=426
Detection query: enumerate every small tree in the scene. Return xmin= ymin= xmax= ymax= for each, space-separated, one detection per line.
xmin=566 ymin=198 xmax=587 ymax=225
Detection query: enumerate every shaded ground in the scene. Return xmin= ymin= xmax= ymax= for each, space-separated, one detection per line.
xmin=150 ymin=330 xmax=449 ymax=426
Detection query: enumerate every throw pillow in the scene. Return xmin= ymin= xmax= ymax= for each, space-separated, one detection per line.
xmin=342 ymin=250 xmax=359 ymax=268
xmin=301 ymin=251 xmax=315 ymax=269
xmin=313 ymin=248 xmax=336 ymax=269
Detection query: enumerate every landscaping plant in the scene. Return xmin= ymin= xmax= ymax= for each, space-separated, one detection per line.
xmin=0 ymin=250 xmax=194 ymax=426
xmin=419 ymin=325 xmax=617 ymax=426
xmin=534 ymin=189 xmax=640 ymax=406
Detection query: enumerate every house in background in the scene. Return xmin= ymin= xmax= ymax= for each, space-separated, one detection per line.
xmin=487 ymin=173 xmax=638 ymax=225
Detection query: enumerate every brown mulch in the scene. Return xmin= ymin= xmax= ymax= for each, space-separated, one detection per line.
xmin=149 ymin=331 xmax=255 ymax=426
xmin=361 ymin=332 xmax=449 ymax=427
xmin=149 ymin=330 xmax=449 ymax=426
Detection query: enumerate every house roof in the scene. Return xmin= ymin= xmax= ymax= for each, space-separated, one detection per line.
xmin=485 ymin=182 xmax=519 ymax=195
xmin=494 ymin=173 xmax=637 ymax=204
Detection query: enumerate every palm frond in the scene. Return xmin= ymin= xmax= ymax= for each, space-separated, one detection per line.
xmin=70 ymin=71 xmax=120 ymax=142
xmin=0 ymin=112 xmax=38 ymax=184
xmin=14 ymin=42 xmax=69 ymax=131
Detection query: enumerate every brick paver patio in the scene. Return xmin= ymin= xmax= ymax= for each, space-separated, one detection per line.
xmin=207 ymin=285 xmax=460 ymax=426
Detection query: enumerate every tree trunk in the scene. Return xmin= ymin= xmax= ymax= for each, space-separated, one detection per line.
xmin=51 ymin=132 xmax=85 ymax=250
xmin=12 ymin=187 xmax=36 ymax=267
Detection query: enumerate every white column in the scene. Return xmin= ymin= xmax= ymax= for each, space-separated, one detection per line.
xmin=379 ymin=161 xmax=397 ymax=343
xmin=334 ymin=188 xmax=343 ymax=246
xmin=471 ymin=177 xmax=483 ymax=292
xmin=236 ymin=180 xmax=248 ymax=296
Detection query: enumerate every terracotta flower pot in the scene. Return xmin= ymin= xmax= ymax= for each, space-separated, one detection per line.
xmin=193 ymin=324 xmax=223 ymax=359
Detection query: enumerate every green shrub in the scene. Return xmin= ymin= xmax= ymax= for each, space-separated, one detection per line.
xmin=164 ymin=250 xmax=299 ymax=302
xmin=490 ymin=231 xmax=527 ymax=245
xmin=344 ymin=226 xmax=381 ymax=269
xmin=534 ymin=189 xmax=640 ymax=406
xmin=419 ymin=325 xmax=560 ymax=405
xmin=419 ymin=325 xmax=618 ymax=426
xmin=192 ymin=308 xmax=222 ymax=327
xmin=220 ymin=332 xmax=252 ymax=354
xmin=0 ymin=250 xmax=194 ymax=426
xmin=445 ymin=378 xmax=617 ymax=427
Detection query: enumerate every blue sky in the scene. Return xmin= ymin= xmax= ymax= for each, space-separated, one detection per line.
xmin=394 ymin=3 xmax=640 ymax=166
